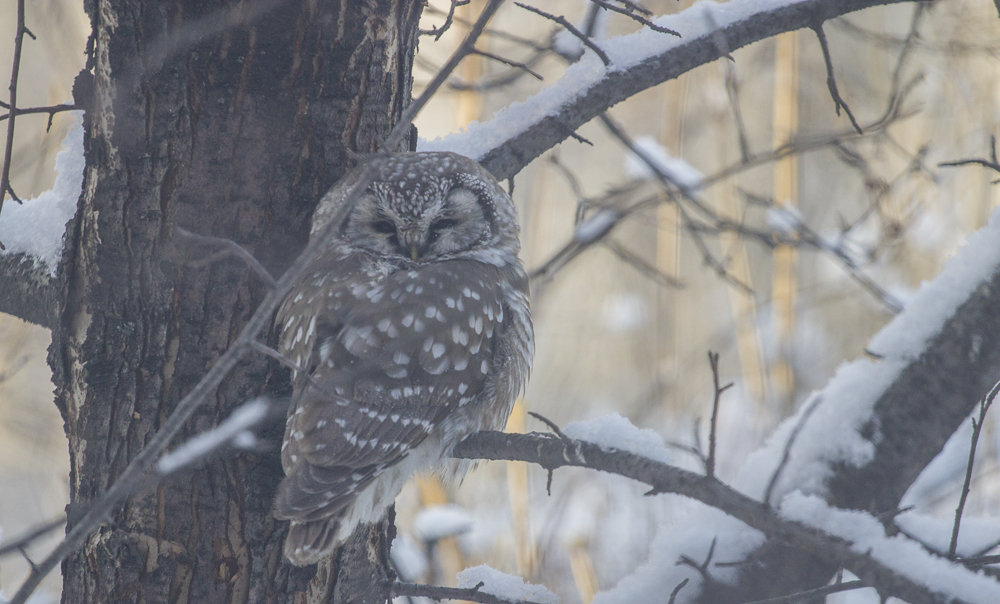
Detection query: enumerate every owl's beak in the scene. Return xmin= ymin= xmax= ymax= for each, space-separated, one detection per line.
xmin=399 ymin=228 xmax=423 ymax=261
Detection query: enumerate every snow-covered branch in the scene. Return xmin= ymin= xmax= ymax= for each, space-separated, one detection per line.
xmin=453 ymin=430 xmax=1000 ymax=603
xmin=558 ymin=206 xmax=1000 ymax=601
xmin=0 ymin=119 xmax=82 ymax=328
xmin=422 ymin=0 xmax=917 ymax=180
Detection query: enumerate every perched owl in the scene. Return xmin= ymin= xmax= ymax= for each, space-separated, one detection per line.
xmin=273 ymin=152 xmax=533 ymax=566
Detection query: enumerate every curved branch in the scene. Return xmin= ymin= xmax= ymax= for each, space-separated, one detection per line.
xmin=453 ymin=431 xmax=999 ymax=604
xmin=422 ymin=0 xmax=917 ymax=180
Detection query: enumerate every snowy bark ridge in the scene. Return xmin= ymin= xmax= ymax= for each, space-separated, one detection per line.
xmin=421 ymin=0 xmax=916 ymax=181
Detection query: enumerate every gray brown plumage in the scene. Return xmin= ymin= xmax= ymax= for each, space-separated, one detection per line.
xmin=273 ymin=152 xmax=533 ymax=566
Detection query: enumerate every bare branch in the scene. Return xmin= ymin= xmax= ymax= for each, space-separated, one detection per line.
xmin=471 ymin=48 xmax=543 ymax=81
xmin=763 ymin=394 xmax=823 ymax=506
xmin=0 ymin=518 xmax=64 ymax=559
xmin=812 ymin=23 xmax=864 ymax=134
xmin=588 ymin=0 xmax=680 ymax=37
xmin=705 ymin=351 xmax=733 ymax=479
xmin=949 ymin=379 xmax=1000 ymax=558
xmin=0 ymin=0 xmax=29 ymax=212
xmin=741 ymin=579 xmax=869 ymax=604
xmin=391 ymin=580 xmax=547 ymax=604
xmin=940 ymin=136 xmax=1000 ymax=178
xmin=515 ymin=3 xmax=610 ymax=65
xmin=0 ymin=102 xmax=80 ymax=126
xmin=420 ymin=0 xmax=470 ymax=40
xmin=176 ymin=227 xmax=277 ymax=287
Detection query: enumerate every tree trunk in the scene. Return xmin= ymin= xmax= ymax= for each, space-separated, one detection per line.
xmin=53 ymin=1 xmax=421 ymax=601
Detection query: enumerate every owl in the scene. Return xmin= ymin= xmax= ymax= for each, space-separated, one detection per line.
xmin=272 ymin=152 xmax=533 ymax=566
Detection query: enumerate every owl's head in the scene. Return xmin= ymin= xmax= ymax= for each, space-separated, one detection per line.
xmin=311 ymin=152 xmax=520 ymax=265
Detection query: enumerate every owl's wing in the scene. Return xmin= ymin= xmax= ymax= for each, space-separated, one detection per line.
xmin=274 ymin=259 xmax=509 ymax=523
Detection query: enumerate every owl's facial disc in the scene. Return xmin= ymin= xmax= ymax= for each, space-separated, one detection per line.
xmin=348 ymin=186 xmax=488 ymax=262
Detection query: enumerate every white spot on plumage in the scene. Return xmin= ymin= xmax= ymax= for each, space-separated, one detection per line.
xmin=431 ymin=343 xmax=445 ymax=359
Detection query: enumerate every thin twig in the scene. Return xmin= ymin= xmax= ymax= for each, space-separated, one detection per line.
xmin=391 ymin=580 xmax=547 ymax=604
xmin=420 ymin=0 xmax=470 ymax=40
xmin=813 ymin=23 xmax=863 ymax=134
xmin=516 ymin=2 xmax=610 ymax=65
xmin=741 ymin=579 xmax=869 ymax=604
xmin=383 ymin=0 xmax=505 ymax=152
xmin=0 ymin=517 xmax=65 ymax=558
xmin=764 ymin=394 xmax=823 ymax=505
xmin=598 ymin=112 xmax=755 ymax=294
xmin=940 ymin=136 xmax=1000 ymax=176
xmin=0 ymin=102 xmax=80 ymax=125
xmin=588 ymin=0 xmax=680 ymax=36
xmin=703 ymin=5 xmax=750 ymax=160
xmin=677 ymin=538 xmax=717 ymax=582
xmin=471 ymin=48 xmax=543 ymax=80
xmin=0 ymin=0 xmax=29 ymax=211
xmin=176 ymin=227 xmax=277 ymax=287
xmin=705 ymin=352 xmax=733 ymax=479
xmin=603 ymin=241 xmax=684 ymax=289
xmin=948 ymin=378 xmax=1000 ymax=558
xmin=667 ymin=578 xmax=689 ymax=604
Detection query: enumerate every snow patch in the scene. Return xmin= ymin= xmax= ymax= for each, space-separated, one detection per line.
xmin=868 ymin=209 xmax=1000 ymax=359
xmin=156 ymin=398 xmax=269 ymax=474
xmin=563 ymin=413 xmax=671 ymax=465
xmin=624 ymin=136 xmax=703 ymax=190
xmin=413 ymin=503 xmax=473 ymax=542
xmin=0 ymin=115 xmax=84 ymax=275
xmin=781 ymin=492 xmax=1000 ymax=603
xmin=456 ymin=565 xmax=558 ymax=604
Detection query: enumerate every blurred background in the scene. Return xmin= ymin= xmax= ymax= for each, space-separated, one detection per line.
xmin=2 ymin=1 xmax=999 ymax=601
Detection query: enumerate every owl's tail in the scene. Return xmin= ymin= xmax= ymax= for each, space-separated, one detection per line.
xmin=284 ymin=518 xmax=342 ymax=566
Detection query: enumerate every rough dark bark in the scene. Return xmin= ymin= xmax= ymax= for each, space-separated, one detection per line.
xmin=0 ymin=252 xmax=58 ymax=328
xmin=52 ymin=1 xmax=421 ymax=602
